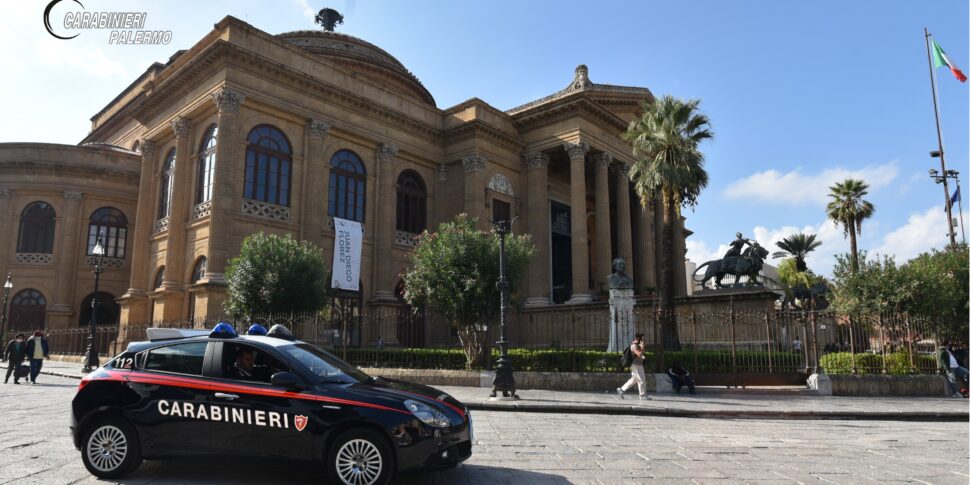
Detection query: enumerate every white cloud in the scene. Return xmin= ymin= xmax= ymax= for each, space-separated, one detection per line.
xmin=871 ymin=205 xmax=967 ymax=263
xmin=34 ymin=38 xmax=128 ymax=79
xmin=294 ymin=0 xmax=317 ymax=20
xmin=685 ymin=239 xmax=730 ymax=265
xmin=723 ymin=161 xmax=899 ymax=206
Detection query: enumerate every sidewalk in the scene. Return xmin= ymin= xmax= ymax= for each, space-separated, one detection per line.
xmin=14 ymin=359 xmax=969 ymax=421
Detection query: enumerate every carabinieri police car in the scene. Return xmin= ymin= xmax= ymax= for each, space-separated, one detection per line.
xmin=70 ymin=323 xmax=472 ymax=485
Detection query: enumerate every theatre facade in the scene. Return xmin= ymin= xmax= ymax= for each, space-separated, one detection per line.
xmin=0 ymin=16 xmax=689 ymax=336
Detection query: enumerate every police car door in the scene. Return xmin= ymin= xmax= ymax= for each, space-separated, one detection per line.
xmin=130 ymin=341 xmax=215 ymax=455
xmin=211 ymin=342 xmax=317 ymax=460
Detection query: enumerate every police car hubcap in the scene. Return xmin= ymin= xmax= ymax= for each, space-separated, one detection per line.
xmin=336 ymin=439 xmax=382 ymax=485
xmin=86 ymin=425 xmax=128 ymax=472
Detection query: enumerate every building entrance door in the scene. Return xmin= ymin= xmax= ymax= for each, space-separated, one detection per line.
xmin=550 ymin=201 xmax=572 ymax=304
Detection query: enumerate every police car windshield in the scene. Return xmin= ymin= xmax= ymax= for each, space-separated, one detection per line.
xmin=280 ymin=343 xmax=370 ymax=384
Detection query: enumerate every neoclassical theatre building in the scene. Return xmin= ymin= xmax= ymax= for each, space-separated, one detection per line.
xmin=0 ymin=16 xmax=689 ymax=335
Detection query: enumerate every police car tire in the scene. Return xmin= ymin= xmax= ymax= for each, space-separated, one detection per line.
xmin=81 ymin=417 xmax=142 ymax=479
xmin=327 ymin=428 xmax=393 ymax=485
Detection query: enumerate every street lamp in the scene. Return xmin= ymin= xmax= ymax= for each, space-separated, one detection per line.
xmin=0 ymin=273 xmax=12 ymax=344
xmin=489 ymin=218 xmax=518 ymax=399
xmin=82 ymin=232 xmax=106 ymax=373
xmin=929 ymin=167 xmax=962 ymax=243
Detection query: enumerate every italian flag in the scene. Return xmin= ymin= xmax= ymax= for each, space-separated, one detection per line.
xmin=932 ymin=40 xmax=967 ymax=82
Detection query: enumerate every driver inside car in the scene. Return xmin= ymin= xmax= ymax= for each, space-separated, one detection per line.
xmin=226 ymin=348 xmax=272 ymax=382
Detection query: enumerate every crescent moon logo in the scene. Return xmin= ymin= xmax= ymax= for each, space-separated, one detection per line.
xmin=43 ymin=0 xmax=84 ymax=40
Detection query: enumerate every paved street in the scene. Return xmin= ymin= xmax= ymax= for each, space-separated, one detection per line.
xmin=0 ymin=374 xmax=967 ymax=484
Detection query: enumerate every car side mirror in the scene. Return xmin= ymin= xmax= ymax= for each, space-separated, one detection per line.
xmin=271 ymin=371 xmax=304 ymax=390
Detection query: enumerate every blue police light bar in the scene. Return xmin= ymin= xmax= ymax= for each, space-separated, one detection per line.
xmin=209 ymin=322 xmax=238 ymax=339
xmin=267 ymin=324 xmax=296 ymax=341
xmin=246 ymin=324 xmax=268 ymax=336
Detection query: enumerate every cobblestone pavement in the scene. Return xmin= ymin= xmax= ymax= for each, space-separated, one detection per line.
xmin=1 ymin=375 xmax=967 ymax=484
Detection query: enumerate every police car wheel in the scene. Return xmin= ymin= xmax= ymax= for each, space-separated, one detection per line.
xmin=328 ymin=429 xmax=393 ymax=485
xmin=81 ymin=417 xmax=142 ymax=478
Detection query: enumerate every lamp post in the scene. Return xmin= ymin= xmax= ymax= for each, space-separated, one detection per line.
xmin=82 ymin=232 xmax=106 ymax=373
xmin=489 ymin=218 xmax=518 ymax=399
xmin=0 ymin=273 xmax=12 ymax=344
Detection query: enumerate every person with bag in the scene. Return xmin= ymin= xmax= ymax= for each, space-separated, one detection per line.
xmin=24 ymin=330 xmax=49 ymax=384
xmin=3 ymin=333 xmax=27 ymax=384
xmin=616 ymin=333 xmax=651 ymax=400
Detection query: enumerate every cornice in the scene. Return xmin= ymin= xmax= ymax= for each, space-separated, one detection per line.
xmin=511 ymin=97 xmax=628 ymax=133
xmin=442 ymin=119 xmax=525 ymax=152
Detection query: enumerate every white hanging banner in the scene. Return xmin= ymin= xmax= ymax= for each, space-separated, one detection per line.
xmin=331 ymin=218 xmax=363 ymax=291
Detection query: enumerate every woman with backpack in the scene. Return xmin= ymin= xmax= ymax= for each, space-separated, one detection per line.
xmin=616 ymin=333 xmax=651 ymax=400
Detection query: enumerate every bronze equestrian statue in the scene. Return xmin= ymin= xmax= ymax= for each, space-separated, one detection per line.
xmin=693 ymin=235 xmax=770 ymax=288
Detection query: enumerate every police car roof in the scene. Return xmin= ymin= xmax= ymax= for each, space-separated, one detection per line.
xmin=128 ymin=333 xmax=303 ymax=352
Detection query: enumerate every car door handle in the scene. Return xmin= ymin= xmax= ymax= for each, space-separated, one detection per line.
xmin=214 ymin=393 xmax=239 ymax=400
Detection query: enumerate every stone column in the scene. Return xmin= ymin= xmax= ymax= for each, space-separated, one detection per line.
xmin=592 ymin=152 xmax=612 ymax=294
xmin=0 ymin=188 xmax=12 ymax=288
xmin=160 ymin=117 xmax=192 ymax=319
xmin=523 ymin=151 xmax=550 ymax=307
xmin=635 ymin=196 xmax=657 ymax=293
xmin=303 ymin=119 xmax=331 ymax=245
xmin=564 ymin=141 xmax=592 ymax=304
xmin=206 ymin=89 xmax=245 ymax=287
xmin=371 ymin=143 xmax=399 ymax=302
xmin=119 ymin=142 xmax=156 ymax=325
xmin=613 ymin=163 xmax=634 ymax=286
xmin=462 ymin=153 xmax=487 ymax=230
xmin=49 ymin=190 xmax=83 ymax=327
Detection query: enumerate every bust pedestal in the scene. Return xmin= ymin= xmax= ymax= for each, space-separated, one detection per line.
xmin=607 ymin=288 xmax=636 ymax=352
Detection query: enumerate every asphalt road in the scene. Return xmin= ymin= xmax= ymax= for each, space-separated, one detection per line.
xmin=0 ymin=374 xmax=967 ymax=484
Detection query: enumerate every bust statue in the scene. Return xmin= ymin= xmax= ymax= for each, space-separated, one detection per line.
xmin=608 ymin=257 xmax=634 ymax=290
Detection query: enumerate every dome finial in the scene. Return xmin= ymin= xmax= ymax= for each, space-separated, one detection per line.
xmin=315 ymin=8 xmax=344 ymax=32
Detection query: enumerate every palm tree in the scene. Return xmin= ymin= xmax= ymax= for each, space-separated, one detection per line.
xmin=623 ymin=95 xmax=712 ymax=354
xmin=826 ymin=179 xmax=875 ymax=271
xmin=772 ymin=233 xmax=822 ymax=272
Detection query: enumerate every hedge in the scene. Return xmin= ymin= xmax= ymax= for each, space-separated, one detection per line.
xmin=819 ymin=352 xmax=936 ymax=375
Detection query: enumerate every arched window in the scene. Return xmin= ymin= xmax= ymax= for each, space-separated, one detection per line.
xmin=10 ymin=289 xmax=47 ymax=331
xmin=328 ymin=150 xmax=366 ymax=222
xmin=158 ymin=148 xmax=176 ymax=220
xmin=191 ymin=257 xmax=207 ymax=283
xmin=244 ymin=125 xmax=292 ymax=206
xmin=154 ymin=266 xmax=166 ymax=289
xmin=17 ymin=202 xmax=56 ymax=253
xmin=88 ymin=207 xmax=127 ymax=258
xmin=396 ymin=170 xmax=426 ymax=233
xmin=197 ymin=124 xmax=217 ymax=204
xmin=78 ymin=292 xmax=119 ymax=327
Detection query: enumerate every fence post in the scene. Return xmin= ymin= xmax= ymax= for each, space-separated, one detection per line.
xmin=879 ymin=318 xmax=886 ymax=374
xmin=810 ymin=304 xmax=819 ymax=374
xmin=905 ymin=314 xmax=915 ymax=373
xmin=848 ymin=316 xmax=857 ymax=374
xmin=691 ymin=309 xmax=698 ymax=374
xmin=729 ymin=296 xmax=738 ymax=385
xmin=764 ymin=307 xmax=773 ymax=373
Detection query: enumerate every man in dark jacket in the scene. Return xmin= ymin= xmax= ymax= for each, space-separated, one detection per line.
xmin=667 ymin=362 xmax=696 ymax=394
xmin=24 ymin=331 xmax=49 ymax=384
xmin=3 ymin=333 xmax=27 ymax=384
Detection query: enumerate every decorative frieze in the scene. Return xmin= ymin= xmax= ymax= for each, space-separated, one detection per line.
xmin=394 ymin=230 xmax=419 ymax=248
xmin=241 ymin=198 xmax=290 ymax=221
xmin=524 ymin=151 xmax=549 ymax=170
xmin=153 ymin=217 xmax=170 ymax=234
xmin=15 ymin=253 xmax=53 ymax=265
xmin=191 ymin=201 xmax=212 ymax=220
xmin=171 ymin=117 xmax=192 ymax=137
xmin=86 ymin=256 xmax=125 ymax=269
xmin=306 ymin=119 xmax=331 ymax=140
xmin=462 ymin=153 xmax=486 ymax=173
xmin=212 ymin=88 xmax=245 ymax=114
xmin=488 ymin=173 xmax=514 ymax=197
xmin=64 ymin=190 xmax=83 ymax=204
xmin=563 ymin=141 xmax=590 ymax=160
xmin=376 ymin=143 xmax=398 ymax=162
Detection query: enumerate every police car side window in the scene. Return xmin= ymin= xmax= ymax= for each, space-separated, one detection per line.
xmin=144 ymin=342 xmax=207 ymax=376
xmin=222 ymin=343 xmax=289 ymax=384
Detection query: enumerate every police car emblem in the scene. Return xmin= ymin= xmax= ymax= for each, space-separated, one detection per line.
xmin=294 ymin=415 xmax=308 ymax=431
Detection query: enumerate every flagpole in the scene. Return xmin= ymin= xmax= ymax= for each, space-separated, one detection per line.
xmin=958 ymin=184 xmax=966 ymax=243
xmin=924 ymin=27 xmax=957 ymax=245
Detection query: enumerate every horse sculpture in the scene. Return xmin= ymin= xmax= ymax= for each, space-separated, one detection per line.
xmin=693 ymin=242 xmax=770 ymax=289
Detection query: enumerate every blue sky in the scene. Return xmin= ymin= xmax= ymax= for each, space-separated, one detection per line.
xmin=1 ymin=0 xmax=967 ymax=276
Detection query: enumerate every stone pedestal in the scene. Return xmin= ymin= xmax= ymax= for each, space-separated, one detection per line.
xmin=607 ymin=288 xmax=635 ymax=352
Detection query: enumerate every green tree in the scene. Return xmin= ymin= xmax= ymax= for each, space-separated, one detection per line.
xmin=826 ymin=179 xmax=875 ymax=271
xmin=401 ymin=214 xmax=535 ymax=369
xmin=899 ymin=243 xmax=969 ymax=340
xmin=772 ymin=233 xmax=822 ymax=272
xmin=224 ymin=233 xmax=329 ymax=319
xmin=623 ymin=95 xmax=713 ymax=352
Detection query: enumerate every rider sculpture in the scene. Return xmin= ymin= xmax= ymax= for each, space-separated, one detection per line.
xmin=693 ymin=233 xmax=769 ymax=289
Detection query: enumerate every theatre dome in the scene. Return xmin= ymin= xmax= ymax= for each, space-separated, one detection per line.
xmin=276 ymin=30 xmax=435 ymax=106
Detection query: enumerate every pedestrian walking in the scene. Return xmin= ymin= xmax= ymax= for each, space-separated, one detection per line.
xmin=938 ymin=340 xmax=968 ymax=397
xmin=3 ymin=333 xmax=27 ymax=384
xmin=616 ymin=333 xmax=651 ymax=400
xmin=667 ymin=362 xmax=696 ymax=394
xmin=24 ymin=330 xmax=49 ymax=384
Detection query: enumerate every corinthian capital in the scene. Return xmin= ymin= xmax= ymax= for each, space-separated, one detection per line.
xmin=139 ymin=140 xmax=156 ymax=158
xmin=171 ymin=117 xmax=192 ymax=137
xmin=377 ymin=143 xmax=398 ymax=162
xmin=563 ymin=141 xmax=590 ymax=160
xmin=611 ymin=161 xmax=632 ymax=177
xmin=592 ymin=152 xmax=613 ymax=170
xmin=212 ymin=88 xmax=245 ymax=114
xmin=524 ymin=151 xmax=549 ymax=170
xmin=462 ymin=153 xmax=486 ymax=173
xmin=306 ymin=119 xmax=331 ymax=140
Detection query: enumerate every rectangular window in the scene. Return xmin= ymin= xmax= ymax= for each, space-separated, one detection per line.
xmin=244 ymin=151 xmax=256 ymax=199
xmin=355 ymin=181 xmax=365 ymax=222
xmin=268 ymin=157 xmax=279 ymax=204
xmin=493 ymin=199 xmax=511 ymax=225
xmin=280 ymin=160 xmax=290 ymax=207
xmin=144 ymin=342 xmax=207 ymax=376
xmin=256 ymin=154 xmax=267 ymax=202
xmin=328 ymin=175 xmax=337 ymax=217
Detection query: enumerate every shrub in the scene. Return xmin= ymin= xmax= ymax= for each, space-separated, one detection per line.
xmin=820 ymin=352 xmax=935 ymax=374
